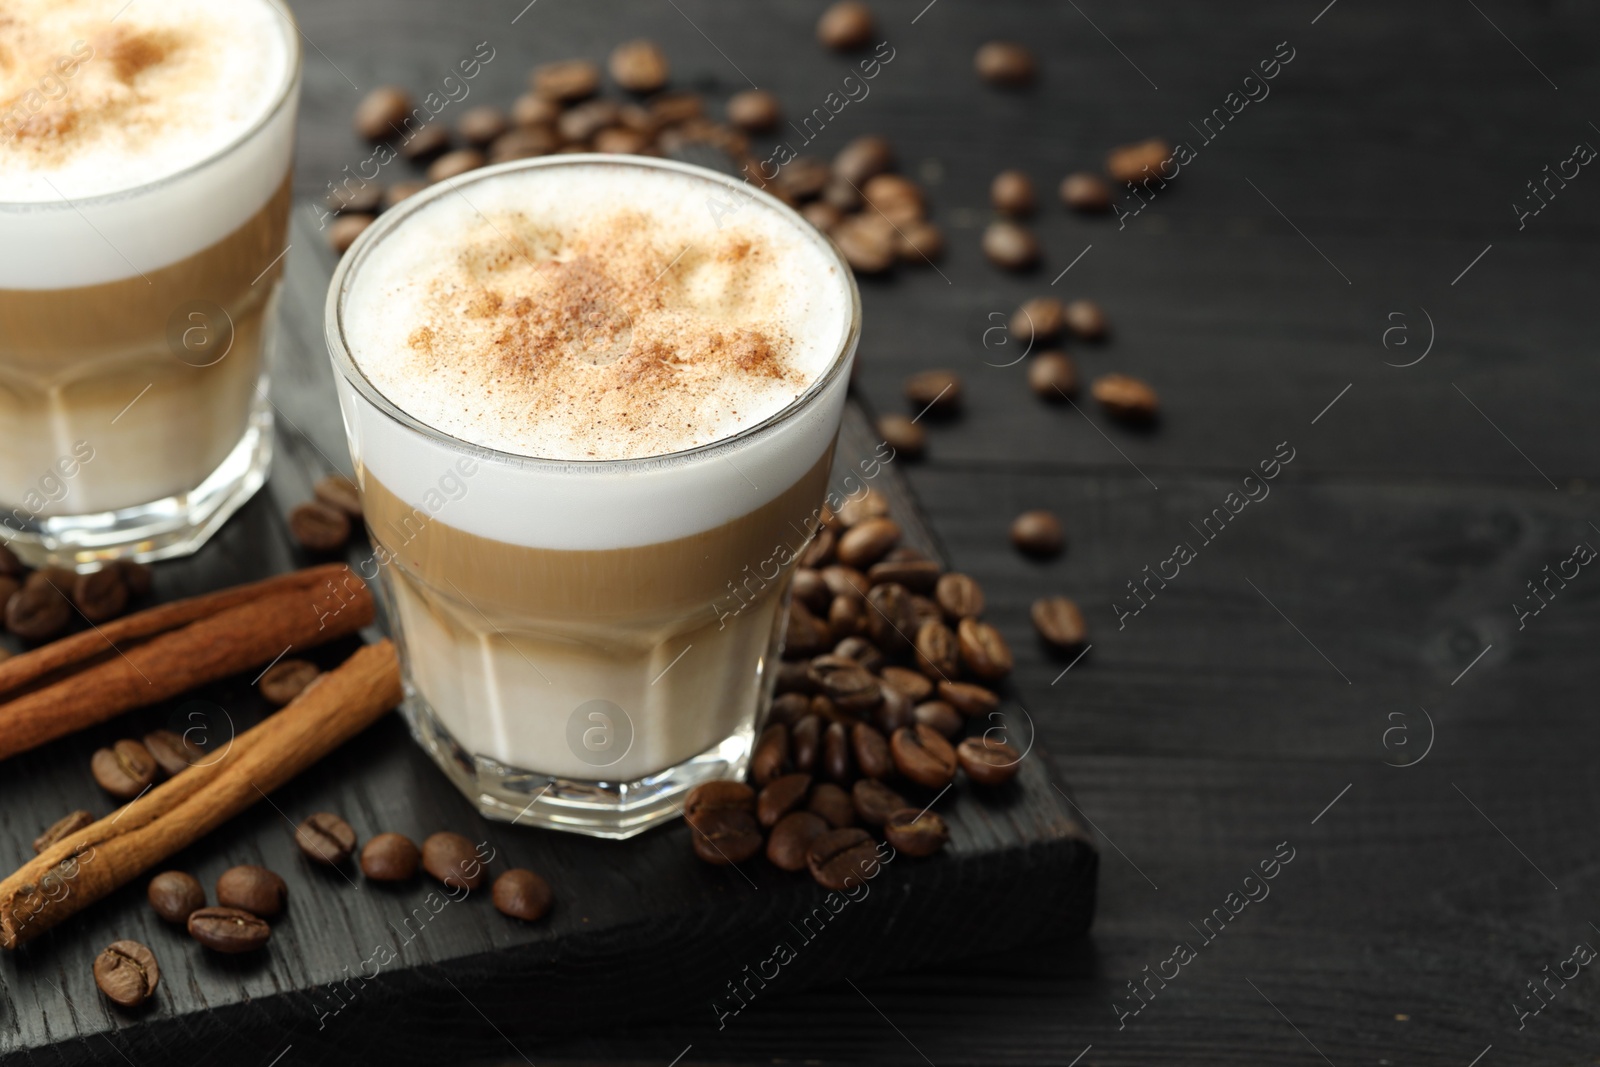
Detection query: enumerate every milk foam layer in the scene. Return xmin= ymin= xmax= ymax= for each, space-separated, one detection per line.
xmin=0 ymin=0 xmax=297 ymax=288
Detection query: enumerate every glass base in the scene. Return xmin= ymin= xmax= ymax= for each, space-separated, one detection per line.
xmin=403 ymin=685 xmax=755 ymax=840
xmin=3 ymin=395 xmax=273 ymax=568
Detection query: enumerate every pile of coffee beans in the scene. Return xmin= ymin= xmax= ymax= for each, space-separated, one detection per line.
xmin=0 ymin=544 xmax=152 ymax=645
xmin=684 ymin=488 xmax=1031 ymax=879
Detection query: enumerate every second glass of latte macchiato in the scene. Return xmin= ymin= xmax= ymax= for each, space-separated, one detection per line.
xmin=326 ymin=155 xmax=861 ymax=837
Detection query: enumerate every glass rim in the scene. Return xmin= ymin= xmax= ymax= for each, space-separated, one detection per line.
xmin=0 ymin=0 xmax=303 ymax=213
xmin=324 ymin=153 xmax=865 ymax=475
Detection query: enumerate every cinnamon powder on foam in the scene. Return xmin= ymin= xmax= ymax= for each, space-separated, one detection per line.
xmin=401 ymin=209 xmax=806 ymax=460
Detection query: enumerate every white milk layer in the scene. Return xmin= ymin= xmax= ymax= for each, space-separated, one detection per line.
xmin=0 ymin=0 xmax=297 ymax=288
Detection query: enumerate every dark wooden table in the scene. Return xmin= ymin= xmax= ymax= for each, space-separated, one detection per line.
xmin=31 ymin=0 xmax=1600 ymax=1063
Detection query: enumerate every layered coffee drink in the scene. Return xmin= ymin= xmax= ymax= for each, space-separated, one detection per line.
xmin=0 ymin=0 xmax=301 ymax=564
xmin=329 ymin=157 xmax=859 ymax=836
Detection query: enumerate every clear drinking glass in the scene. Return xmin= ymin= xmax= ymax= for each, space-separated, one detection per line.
xmin=0 ymin=1 xmax=301 ymax=567
xmin=325 ymin=155 xmax=861 ymax=838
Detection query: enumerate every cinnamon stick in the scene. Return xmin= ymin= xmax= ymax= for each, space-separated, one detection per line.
xmin=0 ymin=639 xmax=402 ymax=949
xmin=0 ymin=564 xmax=373 ymax=762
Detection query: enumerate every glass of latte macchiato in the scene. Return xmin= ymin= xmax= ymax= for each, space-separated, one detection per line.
xmin=327 ymin=156 xmax=861 ymax=837
xmin=0 ymin=0 xmax=300 ymax=566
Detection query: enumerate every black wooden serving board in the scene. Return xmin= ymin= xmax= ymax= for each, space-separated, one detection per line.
xmin=0 ymin=209 xmax=1096 ymax=1066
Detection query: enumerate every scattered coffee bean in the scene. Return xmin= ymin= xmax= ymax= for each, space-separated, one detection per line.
xmin=143 ymin=729 xmax=202 ymax=777
xmin=1028 ymin=352 xmax=1078 ymax=399
xmin=933 ymin=573 xmax=985 ymax=621
xmin=692 ymin=806 xmax=763 ymax=865
xmin=1107 ymin=138 xmax=1172 ymax=185
xmin=884 ymin=808 xmax=949 ymax=857
xmin=216 ymin=865 xmax=287 ymax=918
xmin=327 ymin=214 xmax=373 ymax=255
xmin=828 ymin=592 xmax=866 ymax=638
xmin=896 ymin=220 xmax=945 ymax=262
xmin=758 ymin=773 xmax=812 ymax=828
xmin=865 ymin=582 xmax=918 ymax=652
xmin=836 ymin=517 xmax=901 ymax=568
xmin=1092 ymin=373 xmax=1159 ymax=420
xmin=862 ymin=173 xmax=923 ymax=225
xmin=427 ymin=148 xmax=486 ymax=183
xmin=511 ymin=92 xmax=561 ymax=128
xmin=869 ymin=557 xmax=941 ymax=593
xmin=1061 ymin=171 xmax=1113 ymax=212
xmin=958 ymin=737 xmax=1023 ymax=786
xmin=880 ymin=664 xmax=935 ymax=703
xmin=454 ymin=104 xmax=508 ymax=147
xmin=833 ymin=213 xmax=896 ymax=273
xmin=850 ymin=723 xmax=892 ymax=780
xmin=188 ymin=906 xmax=270 ymax=953
xmin=594 ymin=127 xmax=650 ymax=154
xmin=837 ymin=488 xmax=892 ymax=528
xmin=818 ymin=0 xmax=875 ymax=50
xmin=1032 ymin=596 xmax=1087 ymax=649
xmin=490 ymin=126 xmax=559 ymax=162
xmin=791 ymin=714 xmax=822 ymax=773
xmin=422 ymin=831 xmax=488 ymax=889
xmin=353 ymin=86 xmax=412 ymax=140
xmin=775 ymin=660 xmax=815 ymax=696
xmin=798 ymin=526 xmax=837 ymax=569
xmin=290 ymin=500 xmax=351 ymax=550
xmin=94 ymin=940 xmax=160 ymax=1007
xmin=648 ymin=91 xmax=702 ymax=125
xmin=834 ymin=636 xmax=884 ymax=674
xmin=557 ymin=98 xmax=619 ymax=142
xmin=821 ymin=564 xmax=869 ymax=599
xmin=384 ymin=180 xmax=427 ymax=208
xmin=982 ymin=220 xmax=1040 ymax=270
xmin=873 ymin=681 xmax=915 ymax=733
xmin=727 ymin=88 xmax=781 ymax=131
xmin=822 ymin=720 xmax=853 ymax=782
xmin=767 ymin=811 xmax=828 ymax=872
xmin=0 ymin=576 xmax=18 ymax=613
xmin=117 ymin=560 xmax=153 ymax=598
xmin=938 ymin=680 xmax=1000 ymax=718
xmin=808 ymin=827 xmax=881 ymax=890
xmin=325 ymin=181 xmax=384 ymax=215
xmin=913 ymin=700 xmax=964 ymax=739
xmin=492 ymin=869 xmax=553 ymax=920
xmin=609 ymin=38 xmax=670 ymax=92
xmin=72 ymin=567 xmax=126 ymax=622
xmin=890 ymin=724 xmax=958 ymax=788
xmin=398 ymin=121 xmax=451 ymax=161
xmin=904 ymin=369 xmax=961 ymax=416
xmin=533 ymin=58 xmax=600 ymax=102
xmin=684 ymin=780 xmax=756 ymax=829
xmin=6 ymin=575 xmax=71 ymax=641
xmin=0 ymin=543 xmax=24 ymax=576
xmin=975 ymin=41 xmax=1035 ymax=86
xmin=913 ymin=619 xmax=960 ymax=681
xmin=808 ymin=781 xmax=856 ymax=827
xmin=1011 ymin=509 xmax=1064 ymax=558
xmin=876 ymin=414 xmax=926 ymax=459
xmin=957 ymin=617 xmax=1014 ymax=680
xmin=751 ymin=722 xmax=791 ymax=785
xmin=147 ymin=871 xmax=205 ymax=924
xmin=802 ymin=200 xmax=843 ymax=232
xmin=33 ymin=810 xmax=94 ymax=854
xmin=833 ymin=134 xmax=893 ymax=185
xmin=991 ymin=169 xmax=1035 ymax=217
xmin=775 ymin=156 xmax=830 ymax=201
xmin=1011 ymin=296 xmax=1065 ymax=345
xmin=1064 ymin=298 xmax=1108 ymax=339
xmin=785 ymin=599 xmax=832 ymax=658
xmin=823 ymin=175 xmax=863 ymax=213
xmin=91 ymin=739 xmax=157 ymax=799
xmin=792 ymin=568 xmax=830 ymax=614
xmin=295 ymin=812 xmax=357 ymax=866
xmin=851 ymin=778 xmax=909 ymax=827
xmin=259 ymin=658 xmax=321 ymax=707
xmin=313 ymin=474 xmax=362 ymax=518
xmin=361 ymin=832 xmax=421 ymax=882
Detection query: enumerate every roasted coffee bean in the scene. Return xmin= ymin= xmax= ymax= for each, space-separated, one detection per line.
xmin=325 ymin=180 xmax=384 ymax=215
xmin=862 ymin=173 xmax=923 ymax=226
xmin=828 ymin=591 xmax=866 ymax=639
xmin=593 ymin=126 xmax=650 ymax=155
xmin=914 ymin=619 xmax=960 ymax=681
xmin=216 ymin=865 xmax=287 ymax=918
xmin=758 ymin=773 xmax=812 ymax=828
xmin=1107 ymin=138 xmax=1171 ymax=185
xmin=808 ymin=827 xmax=881 ymax=890
xmin=353 ymin=85 xmax=412 ymax=140
xmin=784 ymin=599 xmax=832 ymax=659
xmin=904 ymin=369 xmax=961 ymax=417
xmin=684 ymin=780 xmax=756 ymax=832
xmin=1029 ymin=352 xmax=1078 ymax=400
xmin=422 ymin=831 xmax=488 ymax=889
xmin=792 ymin=568 xmax=830 ymax=614
xmin=1011 ymin=509 xmax=1064 ymax=558
xmin=1032 ymin=596 xmax=1087 ymax=649
xmin=143 ymin=729 xmax=201 ymax=777
xmin=798 ymin=526 xmax=836 ymax=568
xmin=836 ymin=518 xmax=901 ymax=569
xmin=801 ymin=783 xmax=853 ymax=835
xmin=188 ymin=907 xmax=270 ymax=953
xmin=454 ymin=104 xmax=508 ymax=147
xmin=511 ymin=91 xmax=561 ymax=128
xmin=608 ymin=38 xmax=669 ymax=93
xmin=938 ymin=680 xmax=1000 ymax=718
xmin=897 ymin=219 xmax=945 ymax=262
xmin=770 ymin=692 xmax=813 ymax=728
xmin=6 ymin=575 xmax=70 ymax=641
xmin=913 ymin=700 xmax=964 ymax=739
xmin=308 ymin=476 xmax=362 ymax=523
xmin=148 ymin=871 xmax=205 ymax=923
xmin=838 ymin=488 xmax=891 ymax=528
xmin=876 ymin=414 xmax=925 ymax=460
xmin=0 ymin=544 xmax=21 ymax=576
xmin=810 ymin=693 xmax=848 ymax=724
xmin=983 ymin=220 xmax=1040 ymax=270
xmin=890 ymin=724 xmax=958 ymax=788
xmin=361 ymin=832 xmax=421 ymax=882
xmin=912 ymin=593 xmax=943 ymax=628
xmin=776 ymin=156 xmax=831 ymax=201
xmin=398 ymin=121 xmax=450 ymax=161
xmin=818 ymin=0 xmax=874 ymax=50
xmin=850 ymin=723 xmax=892 ymax=780
xmin=821 ymin=564 xmax=871 ymax=598
xmin=880 ymin=665 xmax=934 ymax=703
xmin=991 ymin=169 xmax=1035 ymax=217
xmin=1065 ymin=298 xmax=1109 ymax=340
xmin=751 ymin=722 xmax=791 ymax=786
xmin=0 ymin=575 xmax=18 ymax=612
xmin=933 ymin=573 xmax=985 ymax=621
xmin=295 ymin=812 xmax=357 ymax=866
xmin=884 ymin=808 xmax=949 ymax=857
xmin=692 ymin=808 xmax=763 ymax=865
xmin=865 ymin=582 xmax=918 ymax=652
xmin=791 ymin=715 xmax=822 ymax=774
xmin=36 ymin=567 xmax=76 ymax=592
xmin=975 ymin=40 xmax=1035 ymax=86
xmin=427 ymin=148 xmax=486 ymax=184
xmin=869 ymin=557 xmax=941 ymax=593
xmin=492 ymin=869 xmax=553 ymax=920
xmin=489 ymin=125 xmax=559 ymax=162
xmin=1061 ymin=171 xmax=1113 ymax=212
xmin=775 ymin=661 xmax=815 ymax=696
xmin=767 ymin=811 xmax=828 ymax=871
xmin=258 ymin=658 xmax=321 ymax=707
xmin=1011 ymin=296 xmax=1065 ymax=345
xmin=33 ymin=810 xmax=94 ymax=854
xmin=727 ymin=88 xmax=781 ymax=131
xmin=802 ymin=200 xmax=843 ymax=233
xmin=822 ymin=720 xmax=853 ymax=782
xmin=289 ymin=500 xmax=350 ymax=551
xmin=533 ymin=58 xmax=600 ymax=102
xmin=1092 ymin=373 xmax=1159 ymax=420
xmin=72 ymin=567 xmax=127 ymax=622
xmin=833 ymin=134 xmax=893 ymax=185
xmin=327 ymin=214 xmax=373 ymax=255
xmin=833 ymin=635 xmax=884 ymax=674
xmin=91 ymin=739 xmax=157 ymax=799
xmin=850 ymin=778 xmax=908 ymax=828
xmin=833 ymin=213 xmax=896 ymax=274
xmin=94 ymin=940 xmax=159 ymax=1007
xmin=823 ymin=175 xmax=863 ymax=213
xmin=873 ymin=681 xmax=915 ymax=734
xmin=958 ymin=737 xmax=1023 ymax=786
xmin=118 ymin=560 xmax=153 ymax=598
xmin=957 ymin=617 xmax=1014 ymax=680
